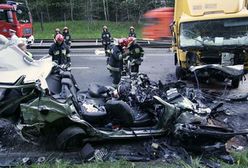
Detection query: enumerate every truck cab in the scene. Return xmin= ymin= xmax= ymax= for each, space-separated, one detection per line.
xmin=172 ymin=0 xmax=248 ymax=88
xmin=0 ymin=1 xmax=33 ymax=44
xmin=142 ymin=7 xmax=174 ymax=40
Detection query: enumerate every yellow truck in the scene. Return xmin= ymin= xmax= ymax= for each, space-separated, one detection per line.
xmin=172 ymin=0 xmax=248 ymax=88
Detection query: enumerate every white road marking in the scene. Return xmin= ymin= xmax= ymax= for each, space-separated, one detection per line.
xmin=95 ymin=49 xmax=105 ymax=56
xmin=71 ymin=67 xmax=90 ymax=70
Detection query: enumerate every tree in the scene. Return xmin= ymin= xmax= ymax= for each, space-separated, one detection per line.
xmin=102 ymin=0 xmax=108 ymax=21
xmin=26 ymin=0 xmax=174 ymax=22
xmin=70 ymin=0 xmax=74 ymax=21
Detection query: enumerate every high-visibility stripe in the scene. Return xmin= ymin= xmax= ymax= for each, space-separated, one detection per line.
xmin=119 ymin=54 xmax=122 ymax=60
xmin=107 ymin=64 xmax=120 ymax=72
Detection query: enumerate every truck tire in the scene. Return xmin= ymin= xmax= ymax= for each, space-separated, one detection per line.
xmin=231 ymin=78 xmax=240 ymax=88
xmin=176 ymin=66 xmax=186 ymax=80
xmin=56 ymin=126 xmax=86 ymax=150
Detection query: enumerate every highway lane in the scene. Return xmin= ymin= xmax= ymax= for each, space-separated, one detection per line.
xmin=33 ymin=47 xmax=175 ymax=90
xmin=30 ymin=47 xmax=171 ymax=56
xmin=32 ymin=47 xmax=248 ymax=92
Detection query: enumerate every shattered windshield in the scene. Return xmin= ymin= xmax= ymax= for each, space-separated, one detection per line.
xmin=180 ymin=17 xmax=248 ymax=48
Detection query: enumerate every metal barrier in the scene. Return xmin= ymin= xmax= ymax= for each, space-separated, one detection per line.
xmin=30 ymin=39 xmax=172 ymax=49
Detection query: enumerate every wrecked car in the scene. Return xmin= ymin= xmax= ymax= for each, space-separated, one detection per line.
xmin=0 ymin=37 xmax=247 ymax=152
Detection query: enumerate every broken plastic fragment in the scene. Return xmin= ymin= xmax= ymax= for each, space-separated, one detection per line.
xmin=22 ymin=157 xmax=32 ymax=165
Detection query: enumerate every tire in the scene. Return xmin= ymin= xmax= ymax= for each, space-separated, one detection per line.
xmin=56 ymin=126 xmax=86 ymax=150
xmin=231 ymin=78 xmax=240 ymax=88
xmin=176 ymin=66 xmax=186 ymax=80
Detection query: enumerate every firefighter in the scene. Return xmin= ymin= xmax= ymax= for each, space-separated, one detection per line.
xmin=128 ymin=26 xmax=136 ymax=38
xmin=54 ymin=28 xmax=61 ymax=41
xmin=127 ymin=37 xmax=144 ymax=74
xmin=9 ymin=29 xmax=19 ymax=45
xmin=62 ymin=27 xmax=72 ymax=48
xmin=107 ymin=38 xmax=128 ymax=88
xmin=49 ymin=34 xmax=71 ymax=67
xmin=101 ymin=26 xmax=112 ymax=55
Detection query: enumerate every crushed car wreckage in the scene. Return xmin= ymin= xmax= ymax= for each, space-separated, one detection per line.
xmin=0 ymin=36 xmax=247 ymax=164
xmin=189 ymin=64 xmax=244 ymax=88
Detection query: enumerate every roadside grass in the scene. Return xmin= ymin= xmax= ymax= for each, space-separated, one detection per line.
xmin=21 ymin=160 xmax=193 ymax=168
xmin=17 ymin=150 xmax=248 ymax=168
xmin=221 ymin=150 xmax=248 ymax=168
xmin=18 ymin=158 xmax=202 ymax=168
xmin=33 ymin=20 xmax=143 ymax=39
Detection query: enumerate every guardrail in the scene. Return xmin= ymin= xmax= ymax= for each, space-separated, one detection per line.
xmin=34 ymin=37 xmax=172 ymax=43
xmin=30 ymin=39 xmax=172 ymax=49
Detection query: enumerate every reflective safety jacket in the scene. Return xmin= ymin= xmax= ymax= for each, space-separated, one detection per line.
xmin=128 ymin=32 xmax=136 ymax=38
xmin=49 ymin=42 xmax=70 ymax=65
xmin=101 ymin=31 xmax=111 ymax=45
xmin=129 ymin=43 xmax=144 ymax=58
xmin=107 ymin=45 xmax=124 ymax=72
xmin=128 ymin=43 xmax=144 ymax=65
xmin=63 ymin=32 xmax=72 ymax=46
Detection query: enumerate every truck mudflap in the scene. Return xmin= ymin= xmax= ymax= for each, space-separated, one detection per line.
xmin=189 ymin=64 xmax=244 ymax=78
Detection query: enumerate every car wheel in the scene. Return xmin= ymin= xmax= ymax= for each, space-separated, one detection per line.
xmin=231 ymin=78 xmax=240 ymax=88
xmin=56 ymin=126 xmax=86 ymax=150
xmin=176 ymin=66 xmax=186 ymax=80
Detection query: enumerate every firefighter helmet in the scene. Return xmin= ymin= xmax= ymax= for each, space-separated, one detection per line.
xmin=55 ymin=28 xmax=60 ymax=33
xmin=55 ymin=34 xmax=64 ymax=43
xmin=127 ymin=37 xmax=136 ymax=48
xmin=118 ymin=38 xmax=128 ymax=48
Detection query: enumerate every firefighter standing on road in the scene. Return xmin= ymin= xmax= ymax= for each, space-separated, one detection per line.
xmin=127 ymin=37 xmax=144 ymax=74
xmin=101 ymin=26 xmax=112 ymax=55
xmin=62 ymin=27 xmax=72 ymax=48
xmin=49 ymin=34 xmax=71 ymax=66
xmin=107 ymin=38 xmax=128 ymax=87
xmin=128 ymin=26 xmax=136 ymax=38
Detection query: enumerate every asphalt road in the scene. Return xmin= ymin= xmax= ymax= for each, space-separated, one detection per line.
xmin=32 ymin=47 xmax=248 ymax=93
xmin=33 ymin=47 xmax=175 ymax=91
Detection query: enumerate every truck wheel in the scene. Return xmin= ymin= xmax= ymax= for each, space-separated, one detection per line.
xmin=231 ymin=78 xmax=240 ymax=88
xmin=56 ymin=126 xmax=86 ymax=150
xmin=176 ymin=66 xmax=186 ymax=80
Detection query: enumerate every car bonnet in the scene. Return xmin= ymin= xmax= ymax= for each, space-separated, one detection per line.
xmin=0 ymin=45 xmax=53 ymax=89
